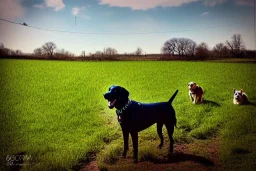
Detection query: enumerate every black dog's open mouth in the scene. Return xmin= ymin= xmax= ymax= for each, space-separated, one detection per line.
xmin=108 ymin=99 xmax=116 ymax=108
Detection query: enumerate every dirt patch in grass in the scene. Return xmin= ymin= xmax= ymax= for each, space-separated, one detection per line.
xmin=80 ymin=161 xmax=100 ymax=171
xmin=80 ymin=137 xmax=222 ymax=171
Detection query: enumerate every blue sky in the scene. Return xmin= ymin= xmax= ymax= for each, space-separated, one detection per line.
xmin=0 ymin=0 xmax=255 ymax=55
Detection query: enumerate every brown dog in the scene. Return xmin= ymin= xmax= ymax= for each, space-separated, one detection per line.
xmin=233 ymin=88 xmax=248 ymax=105
xmin=188 ymin=82 xmax=204 ymax=104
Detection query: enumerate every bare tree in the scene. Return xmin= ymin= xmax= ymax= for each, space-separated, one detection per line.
xmin=4 ymin=48 xmax=15 ymax=56
xmin=0 ymin=43 xmax=4 ymax=49
xmin=161 ymin=38 xmax=196 ymax=56
xmin=54 ymin=48 xmax=75 ymax=58
xmin=112 ymin=48 xmax=118 ymax=56
xmin=81 ymin=51 xmax=86 ymax=57
xmin=161 ymin=38 xmax=178 ymax=56
xmin=94 ymin=51 xmax=103 ymax=57
xmin=213 ymin=43 xmax=229 ymax=58
xmin=15 ymin=50 xmax=23 ymax=55
xmin=105 ymin=47 xmax=118 ymax=57
xmin=95 ymin=51 xmax=102 ymax=55
xmin=0 ymin=43 xmax=6 ymax=56
xmin=226 ymin=34 xmax=245 ymax=57
xmin=135 ymin=47 xmax=143 ymax=56
xmin=42 ymin=42 xmax=56 ymax=58
xmin=60 ymin=48 xmax=65 ymax=56
xmin=65 ymin=51 xmax=75 ymax=58
xmin=186 ymin=40 xmax=196 ymax=56
xmin=34 ymin=48 xmax=43 ymax=56
xmin=177 ymin=38 xmax=187 ymax=56
xmin=56 ymin=48 xmax=65 ymax=58
xmin=195 ymin=42 xmax=210 ymax=59
xmin=105 ymin=48 xmax=111 ymax=56
xmin=0 ymin=45 xmax=20 ymax=56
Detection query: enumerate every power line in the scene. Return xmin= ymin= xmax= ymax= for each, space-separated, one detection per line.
xmin=0 ymin=17 xmax=235 ymax=35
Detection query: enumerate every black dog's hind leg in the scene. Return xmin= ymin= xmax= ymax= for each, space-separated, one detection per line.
xmin=165 ymin=123 xmax=175 ymax=154
xmin=121 ymin=126 xmax=129 ymax=158
xmin=157 ymin=122 xmax=164 ymax=149
xmin=130 ymin=131 xmax=138 ymax=163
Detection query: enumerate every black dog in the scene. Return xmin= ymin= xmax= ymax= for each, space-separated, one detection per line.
xmin=104 ymin=85 xmax=178 ymax=163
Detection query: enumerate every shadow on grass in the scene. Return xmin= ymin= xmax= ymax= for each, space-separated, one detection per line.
xmin=152 ymin=152 xmax=214 ymax=167
xmin=247 ymin=101 xmax=256 ymax=106
xmin=72 ymin=152 xmax=97 ymax=171
xmin=203 ymin=100 xmax=220 ymax=107
xmin=231 ymin=147 xmax=251 ymax=155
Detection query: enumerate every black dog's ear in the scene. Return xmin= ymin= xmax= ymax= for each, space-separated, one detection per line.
xmin=120 ymin=87 xmax=129 ymax=98
xmin=109 ymin=85 xmax=117 ymax=91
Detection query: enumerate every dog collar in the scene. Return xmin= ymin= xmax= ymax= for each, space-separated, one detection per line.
xmin=116 ymin=99 xmax=132 ymax=116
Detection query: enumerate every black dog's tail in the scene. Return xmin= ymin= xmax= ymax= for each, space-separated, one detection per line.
xmin=168 ymin=90 xmax=178 ymax=128
xmin=168 ymin=90 xmax=179 ymax=104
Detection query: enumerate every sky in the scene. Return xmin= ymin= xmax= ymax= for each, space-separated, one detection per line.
xmin=0 ymin=0 xmax=255 ymax=55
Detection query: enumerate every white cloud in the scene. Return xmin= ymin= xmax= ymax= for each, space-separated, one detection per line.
xmin=98 ymin=0 xmax=199 ymax=10
xmin=45 ymin=0 xmax=65 ymax=11
xmin=33 ymin=3 xmax=46 ymax=9
xmin=98 ymin=0 xmax=254 ymax=10
xmin=34 ymin=0 xmax=65 ymax=11
xmin=72 ymin=7 xmax=80 ymax=16
xmin=201 ymin=11 xmax=209 ymax=16
xmin=203 ymin=0 xmax=227 ymax=6
xmin=235 ymin=0 xmax=254 ymax=6
xmin=71 ymin=7 xmax=90 ymax=19
xmin=0 ymin=0 xmax=24 ymax=20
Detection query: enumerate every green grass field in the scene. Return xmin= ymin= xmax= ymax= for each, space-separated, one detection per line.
xmin=0 ymin=59 xmax=256 ymax=171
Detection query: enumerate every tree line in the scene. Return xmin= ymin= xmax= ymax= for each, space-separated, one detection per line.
xmin=0 ymin=43 xmax=23 ymax=56
xmin=161 ymin=33 xmax=249 ymax=59
xmin=0 ymin=33 xmax=255 ymax=60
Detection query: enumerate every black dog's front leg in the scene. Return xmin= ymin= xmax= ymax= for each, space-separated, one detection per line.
xmin=130 ymin=131 xmax=138 ymax=163
xmin=121 ymin=126 xmax=129 ymax=158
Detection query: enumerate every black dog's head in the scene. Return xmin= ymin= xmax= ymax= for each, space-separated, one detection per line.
xmin=104 ymin=85 xmax=129 ymax=109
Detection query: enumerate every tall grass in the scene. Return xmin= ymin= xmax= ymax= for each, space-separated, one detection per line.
xmin=0 ymin=59 xmax=255 ymax=170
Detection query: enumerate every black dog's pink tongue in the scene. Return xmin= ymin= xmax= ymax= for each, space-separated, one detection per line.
xmin=108 ymin=99 xmax=116 ymax=107
xmin=108 ymin=101 xmax=111 ymax=107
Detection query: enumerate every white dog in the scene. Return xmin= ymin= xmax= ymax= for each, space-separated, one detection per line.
xmin=188 ymin=82 xmax=204 ymax=104
xmin=233 ymin=88 xmax=248 ymax=105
